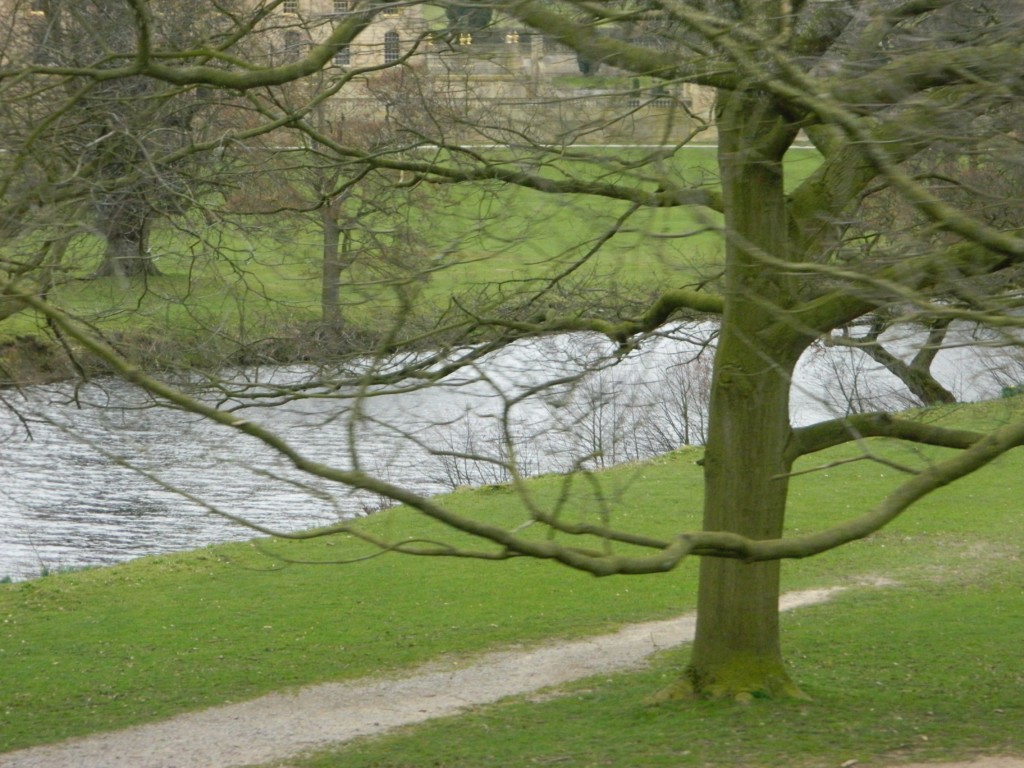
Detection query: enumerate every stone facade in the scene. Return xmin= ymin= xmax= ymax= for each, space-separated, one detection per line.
xmin=269 ymin=1 xmax=717 ymax=144
xmin=0 ymin=0 xmax=716 ymax=145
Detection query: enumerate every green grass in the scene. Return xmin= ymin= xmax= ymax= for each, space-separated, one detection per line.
xmin=2 ymin=398 xmax=1022 ymax=762
xmin=1 ymin=147 xmax=820 ymax=361
xmin=301 ymin=579 xmax=1023 ymax=768
xmin=0 ymin=528 xmax=695 ymax=752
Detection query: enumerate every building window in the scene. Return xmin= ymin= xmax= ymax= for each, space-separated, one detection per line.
xmin=284 ymin=30 xmax=303 ymax=59
xmin=282 ymin=0 xmax=298 ymax=13
xmin=28 ymin=0 xmax=46 ymax=13
xmin=333 ymin=44 xmax=350 ymax=67
xmin=383 ymin=31 xmax=400 ymax=63
xmin=380 ymin=4 xmax=400 ymax=16
xmin=332 ymin=0 xmax=350 ymax=13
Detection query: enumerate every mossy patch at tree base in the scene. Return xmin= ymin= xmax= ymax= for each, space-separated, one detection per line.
xmin=649 ymin=662 xmax=809 ymax=704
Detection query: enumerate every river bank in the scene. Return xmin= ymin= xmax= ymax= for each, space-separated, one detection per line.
xmin=3 ymin=318 xmax=1020 ymax=582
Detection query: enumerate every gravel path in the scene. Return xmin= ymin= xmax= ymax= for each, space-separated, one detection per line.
xmin=1 ymin=585 xmax=1019 ymax=768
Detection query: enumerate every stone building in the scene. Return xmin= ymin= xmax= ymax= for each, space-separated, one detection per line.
xmin=267 ymin=0 xmax=715 ymax=144
xmin=0 ymin=0 xmax=715 ymax=145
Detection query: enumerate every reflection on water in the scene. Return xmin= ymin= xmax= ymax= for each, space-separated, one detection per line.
xmin=0 ymin=325 xmax=1016 ymax=580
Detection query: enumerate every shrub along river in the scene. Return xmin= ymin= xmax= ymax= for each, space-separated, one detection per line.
xmin=1 ymin=324 xmax=1016 ymax=580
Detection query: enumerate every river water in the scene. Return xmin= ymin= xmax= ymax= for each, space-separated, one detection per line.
xmin=1 ymin=324 xmax=1017 ymax=581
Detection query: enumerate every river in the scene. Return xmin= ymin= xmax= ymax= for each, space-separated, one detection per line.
xmin=1 ymin=324 xmax=1017 ymax=581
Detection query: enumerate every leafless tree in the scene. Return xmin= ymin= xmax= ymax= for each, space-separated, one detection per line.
xmin=5 ymin=0 xmax=1024 ymax=703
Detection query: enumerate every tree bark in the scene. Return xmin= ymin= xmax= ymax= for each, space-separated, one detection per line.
xmin=861 ymin=318 xmax=957 ymax=406
xmin=92 ymin=213 xmax=161 ymax=280
xmin=320 ymin=203 xmax=344 ymax=329
xmin=671 ymin=88 xmax=806 ymax=700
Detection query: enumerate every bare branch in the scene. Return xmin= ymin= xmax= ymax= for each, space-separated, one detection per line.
xmin=693 ymin=416 xmax=1024 ymax=561
xmin=788 ymin=411 xmax=983 ymax=460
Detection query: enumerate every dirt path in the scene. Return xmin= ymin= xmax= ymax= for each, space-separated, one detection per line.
xmin=1 ymin=586 xmax=1019 ymax=768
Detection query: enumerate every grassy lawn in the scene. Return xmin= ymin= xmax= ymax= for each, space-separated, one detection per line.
xmin=302 ymin=579 xmax=1023 ymax=768
xmin=2 ymin=397 xmax=1022 ymax=764
xmin=1 ymin=146 xmax=819 ymax=360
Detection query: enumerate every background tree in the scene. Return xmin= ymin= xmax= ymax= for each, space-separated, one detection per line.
xmin=823 ymin=91 xmax=1024 ymax=408
xmin=223 ymin=135 xmax=432 ymax=335
xmin=219 ymin=63 xmax=456 ymax=338
xmin=6 ymin=0 xmax=233 ymax=279
xmin=444 ymin=1 xmax=494 ymax=36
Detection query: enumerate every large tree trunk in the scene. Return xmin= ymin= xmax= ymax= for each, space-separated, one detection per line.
xmin=93 ymin=212 xmax=161 ymax=279
xmin=686 ymin=337 xmax=801 ymax=699
xmin=673 ymin=89 xmax=806 ymax=700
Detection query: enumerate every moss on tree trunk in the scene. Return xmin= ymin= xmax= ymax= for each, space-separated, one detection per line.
xmin=674 ymin=87 xmax=808 ymax=700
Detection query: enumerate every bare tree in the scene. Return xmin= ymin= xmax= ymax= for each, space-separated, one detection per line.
xmin=1 ymin=0 xmax=237 ymax=280
xmin=5 ymin=0 xmax=1024 ymax=704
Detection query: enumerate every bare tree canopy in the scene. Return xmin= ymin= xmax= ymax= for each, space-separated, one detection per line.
xmin=3 ymin=0 xmax=1024 ymax=700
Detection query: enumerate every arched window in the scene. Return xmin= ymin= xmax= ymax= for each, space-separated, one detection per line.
xmin=383 ymin=31 xmax=400 ymax=64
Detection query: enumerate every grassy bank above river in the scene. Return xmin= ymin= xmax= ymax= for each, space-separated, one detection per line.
xmin=2 ymin=398 xmax=1022 ymax=764
xmin=1 ymin=147 xmax=827 ymax=385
